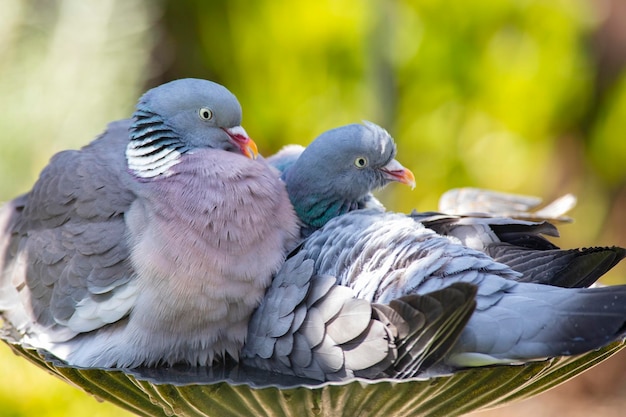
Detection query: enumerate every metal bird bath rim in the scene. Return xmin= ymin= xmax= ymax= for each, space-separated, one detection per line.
xmin=3 ymin=338 xmax=625 ymax=417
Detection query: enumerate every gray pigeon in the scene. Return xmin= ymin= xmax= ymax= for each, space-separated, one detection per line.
xmin=243 ymin=123 xmax=626 ymax=380
xmin=0 ymin=78 xmax=300 ymax=368
xmin=271 ymin=122 xmax=624 ymax=286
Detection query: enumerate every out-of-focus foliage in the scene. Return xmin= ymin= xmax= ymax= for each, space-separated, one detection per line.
xmin=1 ymin=0 xmax=626 ymax=416
xmin=590 ymin=72 xmax=626 ymax=185
xmin=158 ymin=0 xmax=596 ymax=199
xmin=0 ymin=0 xmax=156 ymax=198
xmin=0 ymin=1 xmax=153 ymax=416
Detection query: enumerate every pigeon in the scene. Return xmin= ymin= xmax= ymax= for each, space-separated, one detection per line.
xmin=243 ymin=123 xmax=626 ymax=381
xmin=243 ymin=121 xmax=461 ymax=380
xmin=0 ymin=78 xmax=300 ymax=368
xmin=270 ymin=122 xmax=624 ymax=286
xmin=271 ymin=121 xmax=415 ymax=236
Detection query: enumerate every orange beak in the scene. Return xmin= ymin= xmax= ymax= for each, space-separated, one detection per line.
xmin=380 ymin=158 xmax=416 ymax=189
xmin=223 ymin=126 xmax=259 ymax=159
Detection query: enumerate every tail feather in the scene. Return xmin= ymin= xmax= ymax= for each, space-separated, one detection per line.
xmin=448 ymin=284 xmax=626 ymax=367
xmin=488 ymin=244 xmax=626 ymax=288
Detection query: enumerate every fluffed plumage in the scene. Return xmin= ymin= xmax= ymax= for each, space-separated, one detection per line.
xmin=243 ymin=250 xmax=478 ymax=380
xmin=243 ymin=124 xmax=626 ymax=381
xmin=0 ymin=78 xmax=299 ymax=368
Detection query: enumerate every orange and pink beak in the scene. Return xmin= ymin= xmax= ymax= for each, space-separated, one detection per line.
xmin=380 ymin=159 xmax=416 ymax=189
xmin=223 ymin=126 xmax=259 ymax=159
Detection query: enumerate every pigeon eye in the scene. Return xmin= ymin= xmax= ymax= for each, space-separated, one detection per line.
xmin=199 ymin=108 xmax=213 ymax=120
xmin=354 ymin=157 xmax=368 ymax=168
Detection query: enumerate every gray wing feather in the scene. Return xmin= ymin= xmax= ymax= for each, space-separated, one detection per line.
xmin=301 ymin=210 xmax=520 ymax=304
xmin=1 ymin=120 xmax=137 ymax=342
xmin=243 ymin=243 xmax=479 ymax=381
xmin=411 ymin=211 xmax=626 ymax=287
xmin=299 ymin=307 xmax=325 ymax=347
xmin=324 ymin=297 xmax=371 ymax=344
xmin=244 ymin=251 xmax=389 ymax=379
xmin=486 ymin=244 xmax=626 ymax=288
xmin=426 ymin=189 xmax=624 ymax=286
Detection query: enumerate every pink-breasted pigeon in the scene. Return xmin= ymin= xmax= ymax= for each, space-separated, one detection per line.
xmin=0 ymin=78 xmax=300 ymax=368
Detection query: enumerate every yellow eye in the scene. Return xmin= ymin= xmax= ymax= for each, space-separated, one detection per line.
xmin=354 ymin=157 xmax=368 ymax=168
xmin=199 ymin=108 xmax=213 ymax=120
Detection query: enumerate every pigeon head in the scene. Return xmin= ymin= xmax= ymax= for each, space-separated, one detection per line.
xmin=126 ymin=78 xmax=258 ymax=179
xmin=284 ymin=121 xmax=415 ymax=231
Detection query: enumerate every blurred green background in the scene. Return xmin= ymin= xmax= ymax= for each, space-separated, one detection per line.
xmin=1 ymin=0 xmax=626 ymax=416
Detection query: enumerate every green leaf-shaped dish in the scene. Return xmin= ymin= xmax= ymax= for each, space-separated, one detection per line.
xmin=4 ymin=339 xmax=624 ymax=417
